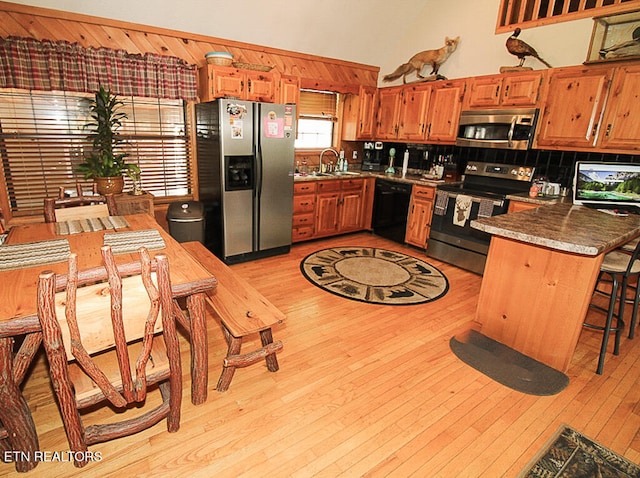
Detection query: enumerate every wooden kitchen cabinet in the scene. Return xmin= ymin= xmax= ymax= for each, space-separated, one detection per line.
xmin=199 ymin=65 xmax=275 ymax=103
xmin=425 ymin=79 xmax=466 ymax=143
xmin=293 ymin=178 xmax=367 ymax=242
xmin=337 ymin=179 xmax=366 ymax=232
xmin=598 ymin=63 xmax=640 ymax=153
xmin=375 ymin=79 xmax=465 ymax=144
xmin=278 ymin=74 xmax=300 ymax=105
xmin=314 ymin=179 xmax=365 ymax=238
xmin=466 ymin=71 xmax=545 ymax=109
xmin=535 ymin=65 xmax=613 ymax=150
xmin=342 ymin=86 xmax=377 ymax=140
xmin=405 ymin=185 xmax=435 ymax=248
xmin=397 ymin=83 xmax=431 ymax=141
xmin=292 ymin=182 xmax=316 ymax=243
xmin=375 ymin=86 xmax=403 ymax=140
xmin=507 ymin=199 xmax=540 ymax=213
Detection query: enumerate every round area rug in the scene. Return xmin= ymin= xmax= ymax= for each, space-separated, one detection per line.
xmin=300 ymin=247 xmax=449 ymax=305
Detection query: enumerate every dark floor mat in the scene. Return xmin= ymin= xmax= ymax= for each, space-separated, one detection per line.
xmin=450 ymin=329 xmax=569 ymax=396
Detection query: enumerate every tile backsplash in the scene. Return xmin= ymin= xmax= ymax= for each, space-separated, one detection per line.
xmin=403 ymin=143 xmax=639 ymax=187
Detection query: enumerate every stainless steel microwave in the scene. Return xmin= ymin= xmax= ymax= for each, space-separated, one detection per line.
xmin=455 ymin=108 xmax=538 ymax=150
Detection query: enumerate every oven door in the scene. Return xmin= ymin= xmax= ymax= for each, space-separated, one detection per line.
xmin=427 ymin=189 xmax=508 ymax=275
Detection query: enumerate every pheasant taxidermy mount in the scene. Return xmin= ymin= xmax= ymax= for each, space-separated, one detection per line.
xmin=506 ymin=28 xmax=552 ymax=69
xmin=383 ymin=36 xmax=459 ymax=84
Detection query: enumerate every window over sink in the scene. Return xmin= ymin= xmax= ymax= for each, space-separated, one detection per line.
xmin=294 ymin=89 xmax=339 ymax=149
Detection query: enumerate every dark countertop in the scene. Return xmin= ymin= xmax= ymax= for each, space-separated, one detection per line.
xmin=471 ymin=203 xmax=640 ymax=255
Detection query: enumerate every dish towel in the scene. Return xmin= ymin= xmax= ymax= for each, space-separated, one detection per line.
xmin=453 ymin=195 xmax=472 ymax=227
xmin=103 ymin=229 xmax=166 ymax=255
xmin=56 ymin=216 xmax=129 ymax=235
xmin=0 ymin=238 xmax=70 ymax=271
xmin=434 ymin=190 xmax=449 ymax=216
xmin=477 ymin=199 xmax=495 ymax=219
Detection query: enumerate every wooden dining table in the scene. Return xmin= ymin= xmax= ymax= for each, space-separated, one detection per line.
xmin=0 ymin=214 xmax=217 ymax=472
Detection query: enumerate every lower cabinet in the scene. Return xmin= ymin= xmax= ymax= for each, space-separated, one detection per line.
xmin=315 ymin=179 xmax=365 ymax=238
xmin=405 ymin=185 xmax=435 ymax=248
xmin=292 ymin=182 xmax=316 ymax=242
xmin=292 ymin=178 xmax=367 ymax=242
xmin=507 ymin=199 xmax=540 ymax=213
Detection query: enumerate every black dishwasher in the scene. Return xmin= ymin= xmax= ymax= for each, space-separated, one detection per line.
xmin=372 ymin=179 xmax=413 ymax=244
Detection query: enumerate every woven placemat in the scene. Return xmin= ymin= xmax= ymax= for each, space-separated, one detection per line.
xmin=56 ymin=216 xmax=129 ymax=235
xmin=103 ymin=229 xmax=166 ymax=254
xmin=0 ymin=238 xmax=70 ymax=271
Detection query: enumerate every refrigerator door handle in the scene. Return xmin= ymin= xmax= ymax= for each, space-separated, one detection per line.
xmin=254 ymin=118 xmax=263 ymax=251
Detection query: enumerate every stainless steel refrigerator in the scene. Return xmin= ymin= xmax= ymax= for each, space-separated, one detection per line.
xmin=195 ymin=100 xmax=296 ymax=264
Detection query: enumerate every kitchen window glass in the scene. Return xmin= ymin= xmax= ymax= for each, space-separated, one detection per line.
xmin=0 ymin=89 xmax=192 ymax=217
xmin=295 ymin=89 xmax=338 ymax=149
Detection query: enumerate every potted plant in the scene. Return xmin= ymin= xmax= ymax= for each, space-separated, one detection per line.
xmin=77 ymin=86 xmax=140 ymax=194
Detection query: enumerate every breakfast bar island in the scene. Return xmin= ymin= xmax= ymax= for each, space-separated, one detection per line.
xmin=471 ymin=203 xmax=640 ymax=372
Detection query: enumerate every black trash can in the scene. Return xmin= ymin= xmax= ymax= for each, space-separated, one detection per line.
xmin=166 ymin=201 xmax=205 ymax=243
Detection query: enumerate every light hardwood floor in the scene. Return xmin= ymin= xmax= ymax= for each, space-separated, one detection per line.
xmin=4 ymin=232 xmax=640 ymax=477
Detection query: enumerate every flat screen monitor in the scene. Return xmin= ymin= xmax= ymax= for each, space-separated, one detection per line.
xmin=573 ymin=161 xmax=640 ymax=208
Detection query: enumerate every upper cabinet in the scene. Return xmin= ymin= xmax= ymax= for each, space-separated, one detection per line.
xmin=598 ymin=64 xmax=640 ymax=153
xmin=535 ymin=65 xmax=613 ymax=150
xmin=466 ymin=71 xmax=546 ymax=109
xmin=397 ymin=83 xmax=431 ymax=141
xmin=342 ymin=86 xmax=377 ymax=141
xmin=278 ymin=74 xmax=300 ymax=105
xmin=375 ymin=86 xmax=403 ymax=140
xmin=199 ymin=65 xmax=276 ymax=103
xmin=374 ymin=79 xmax=466 ymax=144
xmin=425 ymin=79 xmax=466 ymax=143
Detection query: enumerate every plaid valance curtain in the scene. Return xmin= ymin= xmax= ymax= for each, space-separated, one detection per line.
xmin=0 ymin=36 xmax=197 ymax=101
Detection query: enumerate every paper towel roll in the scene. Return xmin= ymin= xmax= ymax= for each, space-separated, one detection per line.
xmin=402 ymin=150 xmax=409 ymax=178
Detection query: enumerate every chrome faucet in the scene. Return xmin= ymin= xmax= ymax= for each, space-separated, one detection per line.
xmin=319 ymin=148 xmax=339 ymax=173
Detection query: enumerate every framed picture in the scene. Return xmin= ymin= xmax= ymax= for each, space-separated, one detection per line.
xmin=585 ymin=9 xmax=640 ymax=64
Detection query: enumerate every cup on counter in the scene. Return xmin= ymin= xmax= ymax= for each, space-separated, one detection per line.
xmin=545 ymin=182 xmax=561 ymax=196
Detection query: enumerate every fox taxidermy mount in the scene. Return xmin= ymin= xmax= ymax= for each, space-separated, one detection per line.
xmin=383 ymin=36 xmax=460 ymax=84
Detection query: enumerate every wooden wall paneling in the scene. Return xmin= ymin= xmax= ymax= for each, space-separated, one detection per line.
xmin=0 ymin=1 xmax=379 ymax=89
xmin=101 ymin=25 xmax=147 ymax=53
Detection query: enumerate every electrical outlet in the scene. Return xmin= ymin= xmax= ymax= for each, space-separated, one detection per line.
xmin=352 ymin=151 xmax=358 ymax=160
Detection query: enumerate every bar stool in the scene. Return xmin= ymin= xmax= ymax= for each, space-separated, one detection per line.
xmin=620 ymin=236 xmax=640 ymax=338
xmin=586 ymin=240 xmax=640 ymax=374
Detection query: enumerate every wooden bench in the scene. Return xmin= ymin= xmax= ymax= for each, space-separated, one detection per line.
xmin=181 ymin=241 xmax=284 ymax=392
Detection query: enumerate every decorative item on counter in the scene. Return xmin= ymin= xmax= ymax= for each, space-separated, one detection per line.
xmin=435 ymin=155 xmax=445 ymax=179
xmin=530 ymin=177 xmax=547 ymax=197
xmin=402 ymin=150 xmax=409 ymax=178
xmin=385 ymin=148 xmax=396 ymax=175
xmin=382 ymin=36 xmax=460 ymax=84
xmin=503 ymin=28 xmax=552 ymax=72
